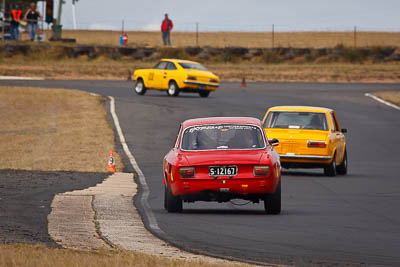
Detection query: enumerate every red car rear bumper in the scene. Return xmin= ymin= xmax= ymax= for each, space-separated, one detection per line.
xmin=171 ymin=177 xmax=278 ymax=197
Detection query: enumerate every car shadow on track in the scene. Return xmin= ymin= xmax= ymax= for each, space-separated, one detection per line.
xmin=282 ymin=170 xmax=351 ymax=178
xmin=137 ymin=93 xmax=205 ymax=99
xmin=282 ymin=170 xmax=325 ymax=177
xmin=181 ymin=209 xmax=266 ymax=215
xmin=157 ymin=207 xmax=322 ymax=216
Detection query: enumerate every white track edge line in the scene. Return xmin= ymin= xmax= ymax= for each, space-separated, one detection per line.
xmin=108 ymin=96 xmax=164 ymax=235
xmin=365 ymin=93 xmax=400 ymax=111
xmin=0 ymin=76 xmax=44 ymax=80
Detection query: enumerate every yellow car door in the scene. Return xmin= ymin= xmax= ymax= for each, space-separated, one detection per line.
xmin=147 ymin=71 xmax=155 ymax=88
xmin=162 ymin=62 xmax=178 ymax=89
xmin=150 ymin=61 xmax=168 ymax=89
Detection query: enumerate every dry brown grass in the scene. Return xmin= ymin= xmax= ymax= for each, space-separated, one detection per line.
xmin=209 ymin=62 xmax=400 ymax=83
xmin=0 ymin=86 xmax=123 ymax=172
xmin=373 ymin=91 xmax=400 ymax=106
xmin=0 ymin=56 xmax=144 ymax=80
xmin=0 ymin=244 xmax=254 ymax=267
xmin=1 ymin=57 xmax=399 ymax=83
xmin=24 ymin=30 xmax=400 ymax=48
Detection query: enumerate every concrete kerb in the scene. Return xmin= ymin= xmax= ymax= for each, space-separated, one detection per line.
xmin=107 ymin=96 xmax=164 ymax=237
xmin=46 ymin=172 xmax=156 ymax=250
xmin=47 ymin=172 xmax=254 ymax=265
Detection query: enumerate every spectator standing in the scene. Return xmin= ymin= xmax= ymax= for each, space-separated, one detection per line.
xmin=161 ymin=13 xmax=173 ymax=46
xmin=10 ymin=5 xmax=22 ymax=40
xmin=24 ymin=2 xmax=42 ymax=41
xmin=49 ymin=18 xmax=58 ymax=41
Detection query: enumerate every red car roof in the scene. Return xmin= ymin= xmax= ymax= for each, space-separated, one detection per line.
xmin=182 ymin=117 xmax=262 ymax=128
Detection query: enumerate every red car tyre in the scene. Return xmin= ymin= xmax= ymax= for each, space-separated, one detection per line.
xmin=165 ymin=184 xmax=183 ymax=213
xmin=164 ymin=185 xmax=168 ymax=210
xmin=264 ymin=179 xmax=281 ymax=214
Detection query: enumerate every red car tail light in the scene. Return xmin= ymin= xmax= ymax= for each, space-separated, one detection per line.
xmin=254 ymin=166 xmax=270 ymax=177
xmin=307 ymin=140 xmax=327 ymax=148
xmin=179 ymin=167 xmax=196 ymax=178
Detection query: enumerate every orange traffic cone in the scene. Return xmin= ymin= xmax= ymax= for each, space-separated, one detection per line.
xmin=107 ymin=150 xmax=117 ymax=172
xmin=241 ymin=76 xmax=247 ymax=87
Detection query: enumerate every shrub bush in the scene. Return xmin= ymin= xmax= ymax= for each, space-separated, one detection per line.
xmin=159 ymin=48 xmax=187 ymax=59
xmin=262 ymin=50 xmax=282 ymax=63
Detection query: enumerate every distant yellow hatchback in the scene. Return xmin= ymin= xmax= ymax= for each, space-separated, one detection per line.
xmin=133 ymin=59 xmax=219 ymax=98
xmin=262 ymin=106 xmax=347 ymax=176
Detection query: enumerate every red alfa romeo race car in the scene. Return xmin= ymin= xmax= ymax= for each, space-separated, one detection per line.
xmin=163 ymin=117 xmax=282 ymax=214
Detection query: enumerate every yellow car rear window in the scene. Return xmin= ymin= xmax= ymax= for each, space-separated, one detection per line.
xmin=265 ymin=111 xmax=328 ymax=131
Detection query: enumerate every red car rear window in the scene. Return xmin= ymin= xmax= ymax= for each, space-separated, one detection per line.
xmin=181 ymin=124 xmax=265 ymax=151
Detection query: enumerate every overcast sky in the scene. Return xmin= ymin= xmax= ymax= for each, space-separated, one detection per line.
xmin=41 ymin=0 xmax=400 ymax=32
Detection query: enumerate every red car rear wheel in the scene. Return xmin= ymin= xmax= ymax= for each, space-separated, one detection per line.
xmin=165 ymin=184 xmax=183 ymax=213
xmin=164 ymin=185 xmax=168 ymax=210
xmin=264 ymin=180 xmax=281 ymax=214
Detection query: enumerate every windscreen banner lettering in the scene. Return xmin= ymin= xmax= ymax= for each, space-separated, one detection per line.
xmin=188 ymin=125 xmax=258 ymax=133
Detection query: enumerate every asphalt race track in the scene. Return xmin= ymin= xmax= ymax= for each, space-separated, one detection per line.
xmin=0 ymin=170 xmax=107 ymax=245
xmin=2 ymin=80 xmax=400 ymax=266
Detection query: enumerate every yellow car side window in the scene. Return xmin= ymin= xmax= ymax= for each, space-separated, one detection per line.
xmin=332 ymin=112 xmax=341 ymax=132
xmin=329 ymin=113 xmax=337 ymax=132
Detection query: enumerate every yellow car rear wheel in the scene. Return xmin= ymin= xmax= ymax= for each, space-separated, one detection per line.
xmin=324 ymin=153 xmax=337 ymax=176
xmin=336 ymin=150 xmax=348 ymax=175
xmin=199 ymin=91 xmax=210 ymax=98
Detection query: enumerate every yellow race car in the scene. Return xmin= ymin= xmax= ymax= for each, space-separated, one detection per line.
xmin=133 ymin=59 xmax=219 ymax=97
xmin=262 ymin=106 xmax=347 ymax=176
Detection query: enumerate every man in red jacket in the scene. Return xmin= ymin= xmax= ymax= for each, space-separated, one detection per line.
xmin=161 ymin=13 xmax=173 ymax=46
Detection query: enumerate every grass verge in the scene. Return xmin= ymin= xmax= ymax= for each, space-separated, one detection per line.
xmin=0 ymin=86 xmax=122 ymax=172
xmin=0 ymin=244 xmax=252 ymax=267
xmin=373 ymin=91 xmax=400 ymax=106
xmin=13 ymin=30 xmax=400 ymax=48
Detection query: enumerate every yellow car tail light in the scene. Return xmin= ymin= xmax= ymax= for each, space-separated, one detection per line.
xmin=307 ymin=140 xmax=327 ymax=148
xmin=179 ymin=167 xmax=196 ymax=178
xmin=187 ymin=76 xmax=197 ymax=80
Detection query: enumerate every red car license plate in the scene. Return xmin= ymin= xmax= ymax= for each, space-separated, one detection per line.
xmin=209 ymin=166 xmax=238 ymax=177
